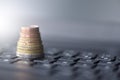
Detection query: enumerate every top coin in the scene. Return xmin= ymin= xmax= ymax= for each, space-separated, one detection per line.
xmin=21 ymin=25 xmax=39 ymax=34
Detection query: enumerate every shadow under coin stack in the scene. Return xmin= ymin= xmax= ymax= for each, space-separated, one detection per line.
xmin=16 ymin=25 xmax=44 ymax=59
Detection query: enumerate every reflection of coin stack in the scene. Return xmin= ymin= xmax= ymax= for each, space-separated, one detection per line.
xmin=16 ymin=25 xmax=44 ymax=59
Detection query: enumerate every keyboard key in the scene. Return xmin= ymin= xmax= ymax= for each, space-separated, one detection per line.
xmin=80 ymin=51 xmax=97 ymax=59
xmin=98 ymin=54 xmax=116 ymax=62
xmin=55 ymin=60 xmax=76 ymax=66
xmin=34 ymin=58 xmax=56 ymax=64
xmin=62 ymin=50 xmax=78 ymax=58
xmin=45 ymin=48 xmax=61 ymax=55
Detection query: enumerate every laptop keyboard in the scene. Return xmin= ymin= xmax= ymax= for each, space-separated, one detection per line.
xmin=0 ymin=48 xmax=120 ymax=80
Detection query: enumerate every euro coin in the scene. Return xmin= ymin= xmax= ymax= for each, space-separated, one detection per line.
xmin=17 ymin=52 xmax=44 ymax=59
xmin=17 ymin=46 xmax=43 ymax=50
xmin=21 ymin=26 xmax=39 ymax=34
xmin=17 ymin=49 xmax=43 ymax=54
xmin=20 ymin=33 xmax=40 ymax=38
xmin=16 ymin=25 xmax=44 ymax=59
xmin=17 ymin=42 xmax=42 ymax=46
xmin=19 ymin=37 xmax=41 ymax=42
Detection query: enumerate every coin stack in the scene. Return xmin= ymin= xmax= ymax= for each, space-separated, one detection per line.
xmin=16 ymin=25 xmax=44 ymax=59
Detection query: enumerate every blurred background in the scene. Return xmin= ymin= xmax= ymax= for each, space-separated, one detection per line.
xmin=1 ymin=0 xmax=120 ymax=49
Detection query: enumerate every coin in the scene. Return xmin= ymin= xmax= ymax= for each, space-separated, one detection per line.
xmin=16 ymin=25 xmax=44 ymax=59
xmin=20 ymin=33 xmax=40 ymax=38
xmin=17 ymin=52 xmax=44 ymax=59
xmin=18 ymin=40 xmax=42 ymax=43
xmin=19 ymin=37 xmax=41 ymax=42
xmin=21 ymin=26 xmax=39 ymax=34
xmin=17 ymin=44 xmax=42 ymax=48
xmin=17 ymin=46 xmax=43 ymax=50
xmin=17 ymin=42 xmax=42 ymax=46
xmin=17 ymin=49 xmax=43 ymax=54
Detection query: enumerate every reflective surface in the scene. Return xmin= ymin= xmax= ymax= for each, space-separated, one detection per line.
xmin=0 ymin=47 xmax=120 ymax=80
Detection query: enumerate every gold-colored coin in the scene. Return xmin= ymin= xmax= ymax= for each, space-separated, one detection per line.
xmin=17 ymin=44 xmax=43 ymax=48
xmin=17 ymin=42 xmax=42 ymax=46
xmin=17 ymin=46 xmax=42 ymax=50
xmin=18 ymin=40 xmax=42 ymax=43
xmin=17 ymin=46 xmax=43 ymax=51
xmin=17 ymin=49 xmax=43 ymax=54
xmin=19 ymin=39 xmax=42 ymax=43
xmin=17 ymin=45 xmax=42 ymax=48
xmin=17 ymin=44 xmax=42 ymax=47
xmin=17 ymin=49 xmax=42 ymax=52
xmin=19 ymin=37 xmax=41 ymax=40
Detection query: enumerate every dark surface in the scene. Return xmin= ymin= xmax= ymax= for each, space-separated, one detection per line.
xmin=0 ymin=47 xmax=120 ymax=80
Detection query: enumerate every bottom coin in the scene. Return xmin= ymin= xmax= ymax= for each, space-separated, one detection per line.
xmin=17 ymin=52 xmax=44 ymax=59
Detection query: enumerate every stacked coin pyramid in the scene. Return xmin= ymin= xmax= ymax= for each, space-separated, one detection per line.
xmin=16 ymin=25 xmax=44 ymax=59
